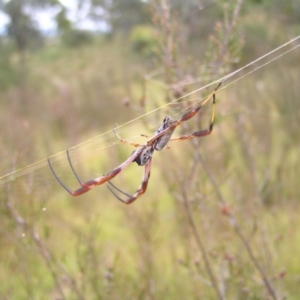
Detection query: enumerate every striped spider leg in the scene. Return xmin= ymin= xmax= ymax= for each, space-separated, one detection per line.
xmin=47 ymin=116 xmax=178 ymax=199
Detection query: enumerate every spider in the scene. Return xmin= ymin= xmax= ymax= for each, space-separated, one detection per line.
xmin=48 ymin=82 xmax=222 ymax=204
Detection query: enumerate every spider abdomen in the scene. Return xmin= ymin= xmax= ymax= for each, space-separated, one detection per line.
xmin=154 ymin=116 xmax=177 ymax=151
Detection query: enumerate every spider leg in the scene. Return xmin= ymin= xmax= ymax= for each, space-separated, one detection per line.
xmin=66 ymin=150 xmax=84 ymax=185
xmin=113 ymin=129 xmax=144 ymax=148
xmin=107 ymin=157 xmax=152 ymax=204
xmin=170 ymin=92 xmax=216 ymax=141
xmin=48 ymin=157 xmax=74 ymax=194
xmin=144 ymin=82 xmax=222 ymax=147
xmin=48 ymin=150 xmax=95 ymax=195
xmin=178 ymin=81 xmax=222 ymax=123
xmin=48 ymin=147 xmax=144 ymax=196
xmin=107 ymin=181 xmax=133 ymax=199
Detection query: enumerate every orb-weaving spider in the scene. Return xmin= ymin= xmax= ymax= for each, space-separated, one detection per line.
xmin=48 ymin=82 xmax=222 ymax=204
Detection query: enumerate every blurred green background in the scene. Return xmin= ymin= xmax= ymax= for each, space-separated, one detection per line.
xmin=0 ymin=0 xmax=300 ymax=299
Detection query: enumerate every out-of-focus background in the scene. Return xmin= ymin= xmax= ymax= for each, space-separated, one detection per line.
xmin=0 ymin=0 xmax=300 ymax=299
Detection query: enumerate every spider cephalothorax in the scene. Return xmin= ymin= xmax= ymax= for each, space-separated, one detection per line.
xmin=132 ymin=146 xmax=153 ymax=166
xmin=48 ymin=82 xmax=222 ymax=204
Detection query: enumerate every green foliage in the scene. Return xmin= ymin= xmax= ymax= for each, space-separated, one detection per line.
xmin=0 ymin=42 xmax=20 ymax=89
xmin=273 ymin=0 xmax=300 ymax=22
xmin=55 ymin=6 xmax=72 ymax=32
xmin=90 ymin=0 xmax=151 ymax=34
xmin=4 ymin=0 xmax=43 ymax=52
xmin=0 ymin=1 xmax=300 ymax=299
xmin=61 ymin=29 xmax=94 ymax=47
xmin=245 ymin=0 xmax=300 ymax=22
xmin=129 ymin=25 xmax=158 ymax=58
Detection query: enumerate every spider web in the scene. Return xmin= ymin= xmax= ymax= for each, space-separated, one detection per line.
xmin=0 ymin=34 xmax=299 ymax=191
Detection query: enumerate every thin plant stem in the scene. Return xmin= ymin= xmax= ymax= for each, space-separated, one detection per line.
xmin=176 ymin=188 xmax=226 ymax=300
xmin=192 ymin=144 xmax=278 ymax=300
xmin=5 ymin=200 xmax=68 ymax=300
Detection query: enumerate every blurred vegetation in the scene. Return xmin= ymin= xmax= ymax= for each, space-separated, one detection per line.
xmin=0 ymin=0 xmax=300 ymax=299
